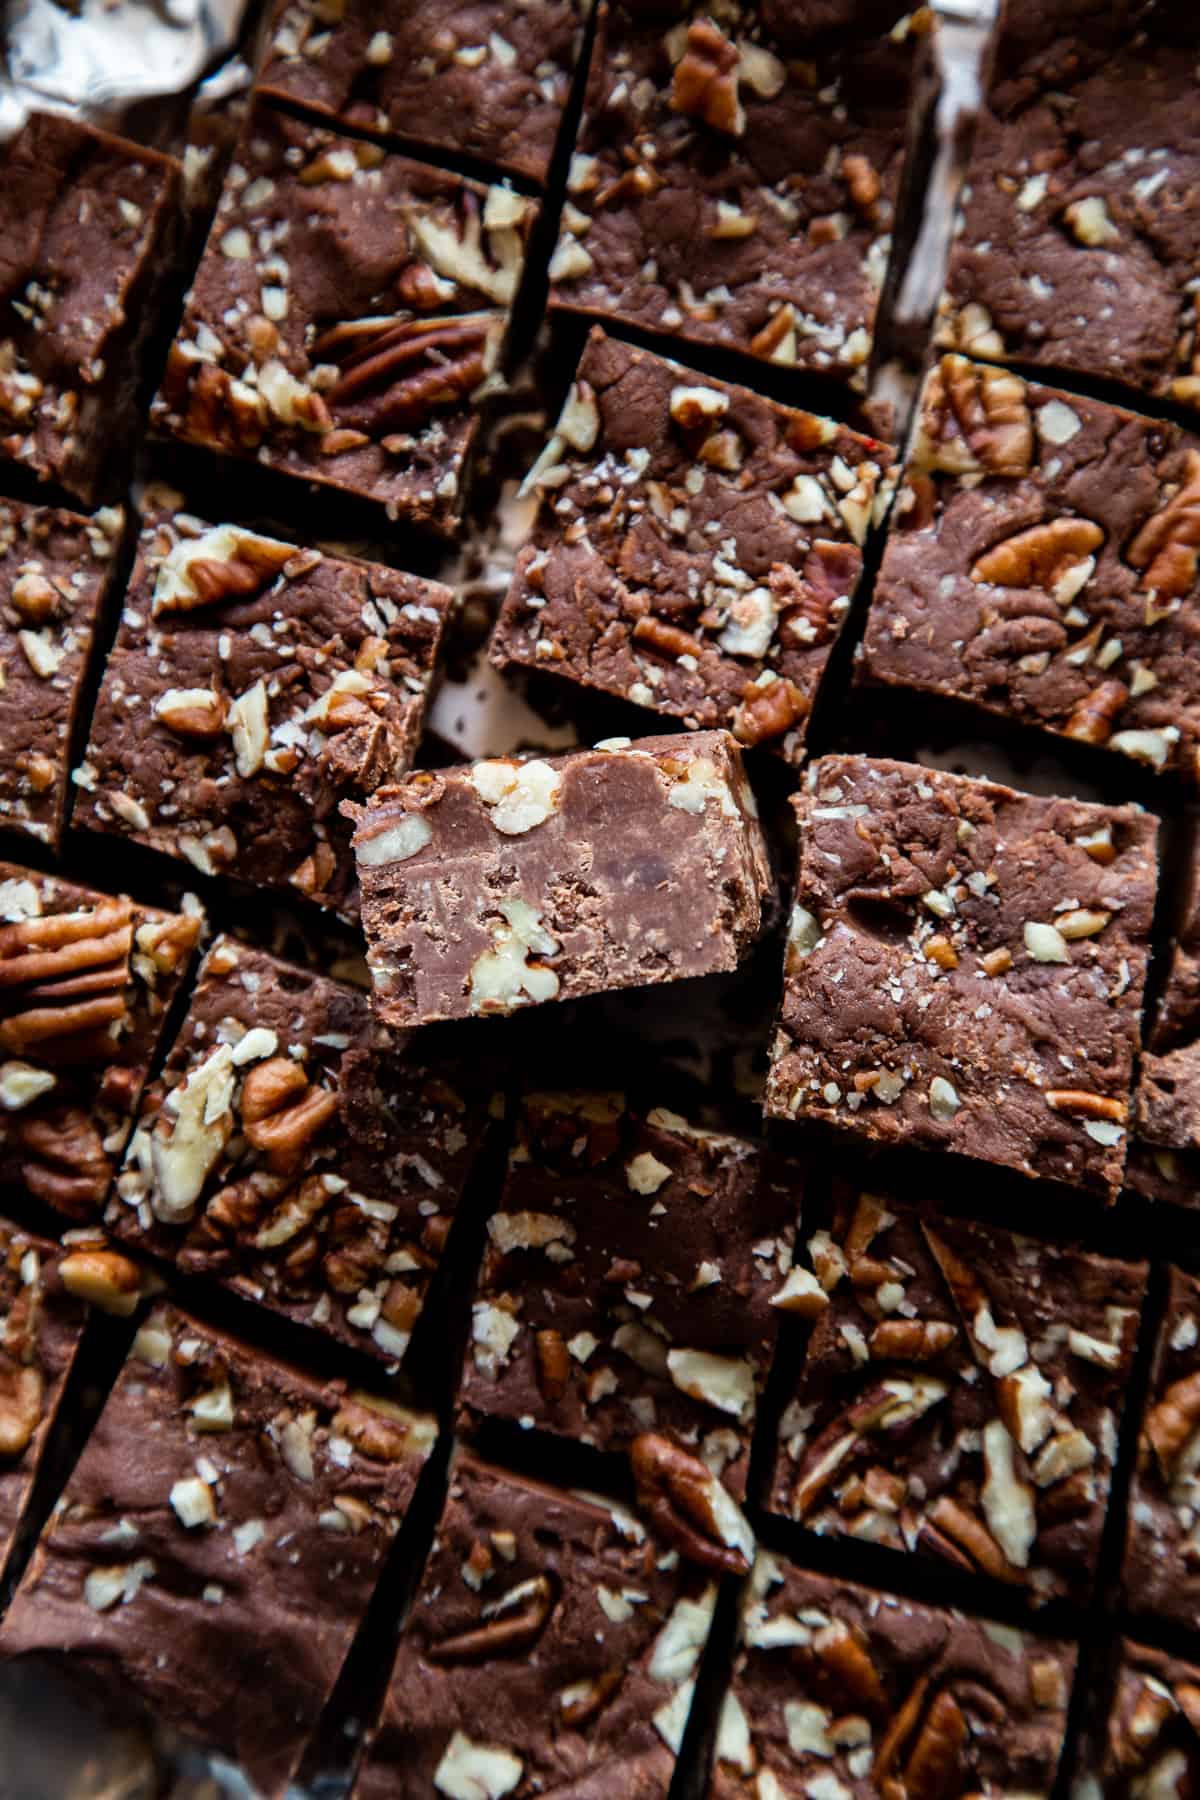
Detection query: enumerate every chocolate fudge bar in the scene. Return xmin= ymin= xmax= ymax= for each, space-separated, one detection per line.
xmin=709 ymin=1554 xmax=1075 ymax=1798
xmin=1121 ymin=1265 xmax=1200 ymax=1630
xmin=1129 ymin=831 xmax=1200 ymax=1205
xmin=937 ymin=0 xmax=1200 ymax=415
xmin=0 ymin=113 xmax=181 ymax=503
xmin=258 ymin=0 xmax=586 ymax=187
xmin=460 ymin=1091 xmax=798 ymax=1537
xmin=0 ymin=1224 xmax=91 ymax=1582
xmin=110 ymin=935 xmax=490 ymax=1367
xmin=153 ymin=103 xmax=538 ymax=534
xmin=1077 ymin=1640 xmax=1200 ymax=1797
xmin=549 ymin=1 xmax=930 ymax=387
xmin=767 ymin=1190 xmax=1146 ymax=1601
xmin=0 ymin=1301 xmax=436 ymax=1795
xmin=355 ymin=1450 xmax=714 ymax=1797
xmin=764 ymin=754 xmax=1158 ymax=1199
xmin=73 ymin=496 xmax=452 ymax=916
xmin=0 ymin=865 xmax=200 ymax=1221
xmin=490 ymin=329 xmax=894 ymax=758
xmin=350 ymin=729 xmax=771 ymax=1026
xmin=862 ymin=355 xmax=1200 ymax=779
xmin=0 ymin=499 xmax=121 ymax=847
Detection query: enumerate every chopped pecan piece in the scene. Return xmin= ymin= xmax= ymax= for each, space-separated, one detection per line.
xmin=913 ymin=356 xmax=1033 ymax=477
xmin=631 ymin=1430 xmax=754 ymax=1575
xmin=1127 ymin=449 xmax=1200 ymax=598
xmin=670 ymin=18 xmax=744 ymax=137
xmin=427 ymin=1573 xmax=557 ymax=1663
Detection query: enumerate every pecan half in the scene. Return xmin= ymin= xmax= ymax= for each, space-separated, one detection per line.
xmin=670 ymin=18 xmax=744 ymax=136
xmin=969 ymin=517 xmax=1103 ymax=596
xmin=1127 ymin=449 xmax=1200 ymax=597
xmin=313 ymin=312 xmax=499 ymax=438
xmin=1144 ymin=1369 xmax=1200 ymax=1477
xmin=240 ymin=1057 xmax=338 ymax=1174
xmin=0 ymin=1361 xmax=44 ymax=1456
xmin=16 ymin=1107 xmax=111 ymax=1217
xmin=913 ymin=357 xmax=1033 ymax=477
xmin=630 ymin=1430 xmax=754 ymax=1575
xmin=428 ymin=1573 xmax=557 ymax=1663
xmin=0 ymin=903 xmax=134 ymax=1063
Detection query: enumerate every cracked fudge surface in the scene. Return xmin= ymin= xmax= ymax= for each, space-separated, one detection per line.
xmin=0 ymin=112 xmax=181 ymax=503
xmin=766 ymin=1189 xmax=1146 ymax=1603
xmin=709 ymin=1554 xmax=1075 ymax=1798
xmin=74 ymin=499 xmax=452 ymax=917
xmin=460 ymin=1090 xmax=799 ymax=1526
xmin=152 ymin=103 xmax=538 ymax=533
xmin=548 ymin=0 xmax=928 ymax=387
xmin=257 ymin=0 xmax=586 ymax=186
xmin=1121 ymin=1265 xmax=1200 ymax=1630
xmin=1079 ymin=1640 xmax=1200 ymax=1796
xmin=0 ymin=1225 xmax=88 ymax=1582
xmin=350 ymin=729 xmax=771 ymax=1027
xmin=0 ymin=499 xmax=121 ymax=849
xmin=109 ymin=936 xmax=491 ymax=1368
xmin=862 ymin=355 xmax=1200 ymax=781
xmin=764 ymin=755 xmax=1158 ymax=1199
xmin=490 ymin=329 xmax=894 ymax=759
xmin=355 ymin=1450 xmax=713 ymax=1799
xmin=936 ymin=0 xmax=1200 ymax=414
xmin=0 ymin=865 xmax=200 ymax=1222
xmin=0 ymin=1302 xmax=435 ymax=1797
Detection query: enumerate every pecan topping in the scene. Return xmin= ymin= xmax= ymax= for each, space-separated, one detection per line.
xmin=810 ymin=1621 xmax=886 ymax=1712
xmin=732 ymin=676 xmax=808 ymax=747
xmin=535 ymin=1328 xmax=569 ymax=1402
xmin=970 ymin=516 xmax=1103 ymax=595
xmin=17 ymin=1107 xmax=112 ymax=1217
xmin=1064 ymin=678 xmax=1128 ymax=745
xmin=631 ymin=1430 xmax=754 ymax=1575
xmin=559 ymin=1666 xmax=623 ymax=1729
xmin=312 ymin=312 xmax=499 ymax=438
xmin=671 ymin=18 xmax=744 ymax=136
xmin=913 ymin=357 xmax=1033 ymax=477
xmin=1127 ymin=449 xmax=1200 ymax=598
xmin=0 ymin=1361 xmax=44 ymax=1456
xmin=428 ymin=1574 xmax=557 ymax=1664
xmin=330 ymin=1392 xmax=433 ymax=1464
xmin=631 ymin=615 xmax=705 ymax=661
xmin=58 ymin=1247 xmax=144 ymax=1316
xmin=0 ymin=902 xmax=134 ymax=1060
xmin=240 ymin=1057 xmax=338 ymax=1174
xmin=1144 ymin=1368 xmax=1200 ymax=1477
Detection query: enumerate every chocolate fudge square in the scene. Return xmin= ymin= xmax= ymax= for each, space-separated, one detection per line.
xmin=0 ymin=865 xmax=200 ymax=1222
xmin=491 ymin=329 xmax=894 ymax=758
xmin=1121 ymin=1265 xmax=1200 ymax=1630
xmin=73 ymin=497 xmax=452 ymax=917
xmin=0 ymin=1224 xmax=90 ymax=1582
xmin=0 ymin=1301 xmax=435 ymax=1795
xmin=460 ymin=1091 xmax=799 ymax=1539
xmin=153 ymin=103 xmax=538 ymax=534
xmin=764 ymin=755 xmax=1158 ymax=1199
xmin=350 ymin=730 xmax=771 ymax=1027
xmin=862 ymin=355 xmax=1200 ymax=780
xmin=549 ymin=1 xmax=930 ymax=387
xmin=0 ymin=113 xmax=181 ymax=503
xmin=355 ymin=1450 xmax=715 ymax=1798
xmin=0 ymin=499 xmax=121 ymax=847
xmin=1130 ymin=832 xmax=1200 ymax=1205
xmin=110 ymin=936 xmax=490 ymax=1368
xmin=258 ymin=0 xmax=586 ymax=187
xmin=767 ymin=1189 xmax=1146 ymax=1602
xmin=1079 ymin=1639 xmax=1200 ymax=1796
xmin=709 ymin=1554 xmax=1075 ymax=1798
xmin=937 ymin=0 xmax=1200 ymax=415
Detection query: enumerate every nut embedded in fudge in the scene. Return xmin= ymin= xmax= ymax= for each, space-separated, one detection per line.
xmin=354 ymin=1450 xmax=715 ymax=1799
xmin=0 ymin=1302 xmax=436 ymax=1797
xmin=491 ymin=328 xmax=894 ymax=758
xmin=1078 ymin=1639 xmax=1200 ymax=1795
xmin=1128 ymin=831 xmax=1200 ymax=1206
xmin=460 ymin=1090 xmax=800 ymax=1551
xmin=0 ymin=865 xmax=200 ymax=1221
xmin=1121 ymin=1265 xmax=1200 ymax=1632
xmin=110 ymin=935 xmax=491 ymax=1368
xmin=0 ymin=1224 xmax=91 ymax=1582
xmin=709 ymin=1553 xmax=1075 ymax=1798
xmin=550 ymin=1 xmax=931 ymax=387
xmin=0 ymin=113 xmax=181 ymax=503
xmin=0 ymin=499 xmax=122 ymax=848
xmin=349 ymin=730 xmax=771 ymax=1027
xmin=936 ymin=0 xmax=1200 ymax=415
xmin=862 ymin=354 xmax=1200 ymax=780
xmin=73 ymin=497 xmax=452 ymax=916
xmin=257 ymin=0 xmax=587 ymax=187
xmin=764 ymin=754 xmax=1158 ymax=1199
xmin=152 ymin=102 xmax=538 ymax=534
xmin=766 ymin=1189 xmax=1146 ymax=1603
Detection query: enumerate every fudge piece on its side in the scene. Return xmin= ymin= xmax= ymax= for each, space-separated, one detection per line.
xmin=350 ymin=729 xmax=771 ymax=1027
xmin=1076 ymin=1639 xmax=1200 ymax=1796
xmin=0 ymin=1302 xmax=436 ymax=1795
xmin=764 ymin=754 xmax=1158 ymax=1199
xmin=354 ymin=1450 xmax=715 ymax=1798
xmin=491 ymin=328 xmax=894 ymax=760
xmin=74 ymin=498 xmax=452 ymax=917
xmin=1122 ymin=1265 xmax=1200 ymax=1631
xmin=110 ymin=935 xmax=491 ymax=1368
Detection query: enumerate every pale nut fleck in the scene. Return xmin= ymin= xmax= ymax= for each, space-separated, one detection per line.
xmin=0 ymin=1061 xmax=55 ymax=1110
xmin=1065 ymin=196 xmax=1119 ymax=247
xmin=1024 ymin=921 xmax=1070 ymax=963
xmin=666 ymin=1347 xmax=756 ymax=1422
xmin=59 ymin=1249 xmax=143 ymax=1316
xmin=357 ymin=813 xmax=433 ymax=867
xmin=928 ymin=1076 xmax=960 ymax=1122
xmin=471 ymin=758 xmax=561 ymax=835
xmin=170 ymin=1475 xmax=217 ymax=1529
xmin=626 ymin=1151 xmax=672 ymax=1194
xmin=433 ymin=1730 xmax=523 ymax=1800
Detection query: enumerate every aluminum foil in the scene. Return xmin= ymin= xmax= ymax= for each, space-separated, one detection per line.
xmin=0 ymin=0 xmax=250 ymax=138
